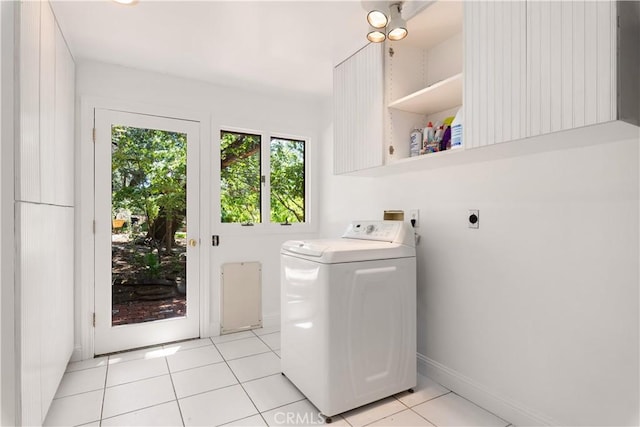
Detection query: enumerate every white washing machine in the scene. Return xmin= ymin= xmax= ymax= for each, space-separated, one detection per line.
xmin=280 ymin=220 xmax=416 ymax=421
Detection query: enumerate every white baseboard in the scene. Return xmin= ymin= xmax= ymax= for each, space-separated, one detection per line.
xmin=417 ymin=353 xmax=558 ymax=426
xmin=70 ymin=345 xmax=83 ymax=362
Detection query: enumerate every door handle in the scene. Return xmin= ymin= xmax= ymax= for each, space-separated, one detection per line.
xmin=188 ymin=239 xmax=197 ymax=247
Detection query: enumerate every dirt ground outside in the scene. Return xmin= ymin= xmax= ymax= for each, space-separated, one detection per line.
xmin=111 ymin=233 xmax=187 ymax=325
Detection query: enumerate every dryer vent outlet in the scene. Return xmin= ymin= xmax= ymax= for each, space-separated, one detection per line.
xmin=468 ymin=210 xmax=479 ymax=229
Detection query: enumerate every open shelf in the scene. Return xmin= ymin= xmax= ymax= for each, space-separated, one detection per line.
xmin=387 ymin=73 xmax=463 ymax=115
xmin=346 ymin=120 xmax=640 ymax=177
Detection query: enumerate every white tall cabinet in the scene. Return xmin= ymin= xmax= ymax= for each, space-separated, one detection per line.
xmin=16 ymin=1 xmax=76 ymax=425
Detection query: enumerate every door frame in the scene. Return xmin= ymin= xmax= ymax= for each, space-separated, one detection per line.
xmin=94 ymin=109 xmax=200 ymax=354
xmin=76 ymin=97 xmax=212 ymax=360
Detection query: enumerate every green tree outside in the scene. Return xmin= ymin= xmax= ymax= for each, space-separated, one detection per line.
xmin=111 ymin=125 xmax=187 ymax=252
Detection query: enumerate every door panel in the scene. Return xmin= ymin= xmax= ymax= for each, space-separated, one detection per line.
xmin=94 ymin=109 xmax=200 ymax=355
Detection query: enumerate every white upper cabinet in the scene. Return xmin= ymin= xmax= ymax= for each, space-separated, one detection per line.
xmin=334 ymin=0 xmax=637 ymax=174
xmin=40 ymin=2 xmax=56 ymax=205
xmin=17 ymin=2 xmax=75 ymax=205
xmin=385 ymin=1 xmax=463 ymax=162
xmin=54 ymin=21 xmax=76 ymax=206
xmin=333 ymin=43 xmax=384 ymax=174
xmin=333 ymin=2 xmax=463 ymax=174
xmin=526 ymin=0 xmax=616 ymax=137
xmin=18 ymin=0 xmax=41 ymax=203
xmin=464 ymin=1 xmax=527 ymax=149
xmin=465 ymin=1 xmax=635 ymax=148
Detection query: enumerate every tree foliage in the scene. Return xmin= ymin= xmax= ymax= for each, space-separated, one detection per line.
xmin=270 ymin=139 xmax=305 ymax=223
xmin=111 ymin=126 xmax=187 ymax=250
xmin=112 ymin=127 xmax=306 ymax=239
xmin=220 ymin=131 xmax=261 ymax=223
xmin=220 ymin=132 xmax=305 ymax=224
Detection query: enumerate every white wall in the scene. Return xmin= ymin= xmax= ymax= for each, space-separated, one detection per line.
xmin=319 ymin=102 xmax=639 ymax=426
xmin=75 ymin=60 xmax=323 ymax=358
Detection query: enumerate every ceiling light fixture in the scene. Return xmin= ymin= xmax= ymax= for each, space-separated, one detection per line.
xmin=387 ymin=3 xmax=408 ymax=41
xmin=365 ymin=2 xmax=408 ymax=43
xmin=112 ymin=0 xmax=139 ymax=5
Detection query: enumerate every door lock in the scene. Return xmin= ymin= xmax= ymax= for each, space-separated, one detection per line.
xmin=188 ymin=239 xmax=197 ymax=247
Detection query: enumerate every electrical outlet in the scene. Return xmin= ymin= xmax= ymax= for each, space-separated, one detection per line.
xmin=468 ymin=210 xmax=479 ymax=229
xmin=409 ymin=209 xmax=420 ymax=228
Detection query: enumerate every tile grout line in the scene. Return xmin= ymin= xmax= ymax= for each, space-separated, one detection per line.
xmin=221 ymin=348 xmax=278 ymax=363
xmin=53 ymin=386 xmax=106 ymax=401
xmin=233 ymin=369 xmax=288 ymax=385
xmin=64 ymin=359 xmax=109 ymax=374
xmin=447 ymin=391 xmax=511 ymax=426
xmin=163 ymin=359 xmax=226 ymax=376
xmin=164 ymin=356 xmax=186 ymax=427
xmin=220 ymin=349 xmax=270 ymax=426
xmin=253 ymin=331 xmax=279 ymax=352
xmin=99 ymin=399 xmax=178 ymax=424
xmin=407 ymin=407 xmax=438 ymax=427
xmin=169 ymin=380 xmax=240 ymax=401
xmin=99 ymin=356 xmax=111 ymax=426
xmin=359 ymin=404 xmax=411 ymax=427
xmin=352 ymin=388 xmax=455 ymax=427
xmin=103 ymin=371 xmax=173 ymax=390
xmin=216 ymin=348 xmax=274 ymax=363
xmin=163 ymin=347 xmax=282 ymax=400
xmin=399 ymin=391 xmax=452 ymax=427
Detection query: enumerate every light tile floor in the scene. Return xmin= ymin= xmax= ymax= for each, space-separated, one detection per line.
xmin=44 ymin=328 xmax=512 ymax=427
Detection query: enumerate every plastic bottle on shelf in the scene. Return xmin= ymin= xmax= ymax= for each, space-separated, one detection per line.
xmin=422 ymin=122 xmax=434 ymax=150
xmin=441 ymin=125 xmax=451 ymax=151
xmin=450 ymin=108 xmax=463 ymax=149
xmin=410 ymin=128 xmax=422 ymax=157
xmin=434 ymin=125 xmax=444 ymax=142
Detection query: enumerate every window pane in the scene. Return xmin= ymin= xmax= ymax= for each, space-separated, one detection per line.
xmin=270 ymin=138 xmax=305 ymax=223
xmin=111 ymin=125 xmax=188 ymax=326
xmin=220 ymin=131 xmax=261 ymax=223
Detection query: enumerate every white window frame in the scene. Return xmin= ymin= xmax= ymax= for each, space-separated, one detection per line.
xmin=215 ymin=126 xmax=313 ymax=234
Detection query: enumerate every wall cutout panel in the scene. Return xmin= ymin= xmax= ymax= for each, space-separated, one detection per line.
xmin=221 ymin=262 xmax=262 ymax=334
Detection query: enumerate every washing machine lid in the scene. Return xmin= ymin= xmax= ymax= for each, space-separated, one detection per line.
xmin=281 ymin=238 xmax=415 ymax=263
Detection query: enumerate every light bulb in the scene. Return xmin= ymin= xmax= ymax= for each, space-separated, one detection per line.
xmin=388 ymin=27 xmax=407 ymax=41
xmin=367 ymin=30 xmax=386 ymax=43
xmin=367 ymin=10 xmax=388 ymax=29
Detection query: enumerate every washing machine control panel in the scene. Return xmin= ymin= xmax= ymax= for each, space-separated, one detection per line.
xmin=343 ymin=221 xmax=404 ymax=242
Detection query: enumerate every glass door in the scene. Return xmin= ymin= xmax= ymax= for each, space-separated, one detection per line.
xmin=94 ymin=109 xmax=200 ymax=355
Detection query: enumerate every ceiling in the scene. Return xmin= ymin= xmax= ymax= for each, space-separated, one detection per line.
xmin=50 ymin=0 xmax=374 ymax=98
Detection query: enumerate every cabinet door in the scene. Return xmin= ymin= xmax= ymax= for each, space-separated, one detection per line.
xmin=54 ymin=23 xmax=75 ymax=206
xmin=333 ymin=43 xmax=384 ymax=174
xmin=464 ymin=1 xmax=527 ymax=149
xmin=18 ymin=0 xmax=41 ymax=203
xmin=527 ymin=0 xmax=616 ymax=137
xmin=39 ymin=2 xmax=56 ymax=204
